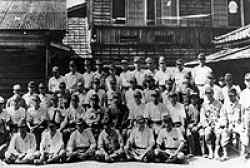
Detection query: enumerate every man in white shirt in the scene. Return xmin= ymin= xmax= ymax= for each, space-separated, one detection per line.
xmin=64 ymin=60 xmax=83 ymax=93
xmin=119 ymin=59 xmax=132 ymax=91
xmin=239 ymin=73 xmax=250 ymax=158
xmin=66 ymin=119 xmax=96 ymax=162
xmin=82 ymin=59 xmax=94 ymax=91
xmin=132 ymin=56 xmax=145 ymax=89
xmin=35 ymin=120 xmax=65 ymax=164
xmin=192 ymin=53 xmax=213 ymax=93
xmin=22 ymin=81 xmax=38 ymax=108
xmin=5 ymin=119 xmax=37 ymax=164
xmin=154 ymin=56 xmax=171 ymax=87
xmin=48 ymin=66 xmax=65 ymax=93
xmin=144 ymin=57 xmax=156 ymax=77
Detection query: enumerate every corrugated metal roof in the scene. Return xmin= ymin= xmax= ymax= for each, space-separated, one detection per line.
xmin=213 ymin=24 xmax=250 ymax=45
xmin=67 ymin=0 xmax=85 ymax=9
xmin=185 ymin=45 xmax=250 ymax=66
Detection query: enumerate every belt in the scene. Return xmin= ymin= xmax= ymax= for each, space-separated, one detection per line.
xmin=164 ymin=147 xmax=178 ymax=150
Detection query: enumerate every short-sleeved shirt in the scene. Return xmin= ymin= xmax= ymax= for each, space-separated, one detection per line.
xmin=167 ymin=102 xmax=186 ymax=125
xmin=22 ymin=93 xmax=39 ymax=108
xmin=27 ymin=107 xmax=48 ymax=125
xmin=119 ymin=71 xmax=133 ymax=88
xmin=200 ymin=99 xmax=222 ymax=127
xmin=83 ymin=107 xmax=103 ymax=126
xmin=7 ymin=107 xmax=26 ymax=125
xmin=98 ymin=128 xmax=123 ymax=154
xmin=8 ymin=132 xmax=36 ymax=154
xmin=64 ymin=72 xmax=83 ymax=92
xmin=67 ymin=128 xmax=96 ymax=151
xmin=144 ymin=102 xmax=169 ymax=122
xmin=143 ymin=89 xmax=155 ymax=104
xmin=125 ymin=89 xmax=144 ymax=111
xmin=202 ymin=84 xmax=224 ymax=101
xmin=157 ymin=128 xmax=184 ymax=149
xmin=65 ymin=106 xmax=85 ymax=122
xmin=73 ymin=92 xmax=88 ymax=107
xmin=222 ymin=85 xmax=241 ymax=104
xmin=47 ymin=107 xmax=66 ymax=124
xmin=154 ymin=70 xmax=171 ymax=86
xmin=172 ymin=68 xmax=191 ymax=89
xmin=220 ymin=101 xmax=241 ymax=125
xmin=82 ymin=72 xmax=94 ymax=89
xmin=85 ymin=89 xmax=106 ymax=106
xmin=40 ymin=130 xmax=64 ymax=154
xmin=39 ymin=94 xmax=52 ymax=109
xmin=132 ymin=69 xmax=146 ymax=87
xmin=48 ymin=76 xmax=66 ymax=93
xmin=128 ymin=127 xmax=155 ymax=149
xmin=192 ymin=65 xmax=212 ymax=85
xmin=128 ymin=103 xmax=146 ymax=120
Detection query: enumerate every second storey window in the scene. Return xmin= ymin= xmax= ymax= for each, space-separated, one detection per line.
xmin=112 ymin=0 xmax=126 ymax=24
xmin=147 ymin=0 xmax=156 ymax=25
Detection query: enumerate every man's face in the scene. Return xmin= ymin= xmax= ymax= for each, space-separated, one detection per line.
xmin=205 ymin=91 xmax=214 ymax=100
xmin=199 ymin=58 xmax=205 ymax=65
xmin=77 ymin=83 xmax=84 ymax=92
xmin=229 ymin=93 xmax=236 ymax=102
xmin=225 ymin=77 xmax=233 ymax=86
xmin=134 ymin=63 xmax=141 ymax=70
xmin=93 ymin=82 xmax=99 ymax=90
xmin=53 ymin=71 xmax=59 ymax=77
xmin=13 ymin=88 xmax=21 ymax=95
xmin=176 ymin=63 xmax=183 ymax=70
xmin=28 ymin=86 xmax=35 ymax=93
xmin=39 ymin=87 xmax=46 ymax=94
xmin=71 ymin=99 xmax=79 ymax=107
xmin=122 ymin=64 xmax=128 ymax=71
xmin=159 ymin=62 xmax=166 ymax=70
xmin=96 ymin=64 xmax=102 ymax=71
xmin=165 ymin=120 xmax=173 ymax=131
xmin=169 ymin=96 xmax=177 ymax=105
xmin=49 ymin=125 xmax=57 ymax=133
xmin=134 ymin=95 xmax=141 ymax=105
xmin=69 ymin=65 xmax=76 ymax=72
xmin=19 ymin=126 xmax=27 ymax=137
xmin=147 ymin=62 xmax=153 ymax=69
xmin=137 ymin=121 xmax=145 ymax=129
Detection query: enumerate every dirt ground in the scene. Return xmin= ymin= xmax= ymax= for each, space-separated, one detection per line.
xmin=1 ymin=157 xmax=250 ymax=168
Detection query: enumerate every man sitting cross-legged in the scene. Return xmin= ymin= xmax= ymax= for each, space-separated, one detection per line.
xmin=95 ymin=113 xmax=125 ymax=162
xmin=66 ymin=119 xmax=96 ymax=162
xmin=125 ymin=115 xmax=155 ymax=162
xmin=5 ymin=119 xmax=38 ymax=164
xmin=34 ymin=120 xmax=66 ymax=164
xmin=154 ymin=114 xmax=186 ymax=164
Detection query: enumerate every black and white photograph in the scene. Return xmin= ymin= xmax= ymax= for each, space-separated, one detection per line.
xmin=0 ymin=0 xmax=250 ymax=167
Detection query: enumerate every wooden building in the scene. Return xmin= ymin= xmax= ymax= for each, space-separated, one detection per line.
xmin=87 ymin=0 xmax=250 ymax=65
xmin=0 ymin=0 xmax=66 ymax=97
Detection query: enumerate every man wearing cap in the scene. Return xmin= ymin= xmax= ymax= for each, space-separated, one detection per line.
xmin=6 ymin=95 xmax=26 ymax=132
xmin=144 ymin=90 xmax=170 ymax=136
xmin=132 ymin=56 xmax=146 ymax=89
xmin=202 ymin=74 xmax=223 ymax=102
xmin=60 ymin=95 xmax=85 ymax=143
xmin=26 ymin=95 xmax=48 ymax=150
xmin=83 ymin=94 xmax=104 ymax=128
xmin=93 ymin=59 xmax=103 ymax=79
xmin=144 ymin=57 xmax=156 ymax=77
xmin=96 ymin=115 xmax=125 ymax=162
xmin=239 ymin=73 xmax=250 ymax=158
xmin=125 ymin=115 xmax=155 ymax=162
xmin=191 ymin=53 xmax=213 ymax=94
xmin=155 ymin=114 xmax=186 ymax=163
xmin=82 ymin=59 xmax=94 ymax=91
xmin=64 ymin=60 xmax=84 ymax=93
xmin=66 ymin=119 xmax=96 ymax=162
xmin=154 ymin=56 xmax=171 ymax=87
xmin=105 ymin=92 xmax=129 ymax=130
xmin=186 ymin=91 xmax=201 ymax=156
xmin=48 ymin=66 xmax=65 ymax=93
xmin=85 ymin=77 xmax=106 ymax=107
xmin=173 ymin=59 xmax=192 ymax=90
xmin=35 ymin=120 xmax=65 ymax=164
xmin=167 ymin=92 xmax=186 ymax=133
xmin=73 ymin=81 xmax=88 ymax=109
xmin=38 ymin=83 xmax=52 ymax=109
xmin=5 ymin=119 xmax=37 ymax=164
xmin=199 ymin=86 xmax=222 ymax=159
xmin=128 ymin=89 xmax=146 ymax=128
xmin=222 ymin=73 xmax=241 ymax=104
xmin=119 ymin=59 xmax=133 ymax=91
xmin=105 ymin=64 xmax=120 ymax=91
xmin=22 ymin=81 xmax=38 ymax=108
xmin=6 ymin=84 xmax=26 ymax=109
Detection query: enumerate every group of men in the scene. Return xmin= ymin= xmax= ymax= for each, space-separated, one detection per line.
xmin=0 ymin=53 xmax=249 ymax=165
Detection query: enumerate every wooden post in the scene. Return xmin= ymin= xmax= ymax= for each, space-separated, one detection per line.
xmin=45 ymin=45 xmax=49 ymax=84
xmin=240 ymin=0 xmax=245 ymax=26
xmin=176 ymin=0 xmax=180 ymax=25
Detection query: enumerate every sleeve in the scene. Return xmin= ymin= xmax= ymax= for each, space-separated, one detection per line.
xmin=156 ymin=130 xmax=163 ymax=146
xmin=67 ymin=132 xmax=75 ymax=152
xmin=48 ymin=78 xmax=52 ymax=92
xmin=97 ymin=132 xmax=104 ymax=150
xmin=148 ymin=129 xmax=155 ymax=147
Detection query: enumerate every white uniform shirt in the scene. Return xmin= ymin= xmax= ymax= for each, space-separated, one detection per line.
xmin=192 ymin=65 xmax=212 ymax=85
xmin=64 ymin=72 xmax=83 ymax=92
xmin=167 ymin=102 xmax=186 ymax=126
xmin=40 ymin=130 xmax=64 ymax=154
xmin=82 ymin=72 xmax=94 ymax=89
xmin=48 ymin=76 xmax=65 ymax=93
xmin=154 ymin=70 xmax=171 ymax=86
xmin=119 ymin=71 xmax=133 ymax=88
xmin=132 ymin=69 xmax=146 ymax=87
xmin=144 ymin=102 xmax=169 ymax=121
xmin=7 ymin=107 xmax=26 ymax=125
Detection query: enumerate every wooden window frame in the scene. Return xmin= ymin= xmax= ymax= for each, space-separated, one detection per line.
xmin=111 ymin=0 xmax=126 ymax=24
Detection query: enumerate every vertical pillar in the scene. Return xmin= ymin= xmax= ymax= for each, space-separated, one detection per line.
xmin=45 ymin=45 xmax=49 ymax=84
xmin=240 ymin=0 xmax=245 ymax=26
xmin=176 ymin=0 xmax=180 ymax=25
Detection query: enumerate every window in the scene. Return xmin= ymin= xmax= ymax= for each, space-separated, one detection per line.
xmin=112 ymin=0 xmax=126 ymax=24
xmin=228 ymin=0 xmax=241 ymax=27
xmin=147 ymin=0 xmax=156 ymax=25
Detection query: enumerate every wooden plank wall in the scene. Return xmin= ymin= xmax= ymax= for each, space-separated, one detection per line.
xmin=92 ymin=0 xmax=112 ymax=24
xmin=180 ymin=0 xmax=211 ymax=27
xmin=212 ymin=0 xmax=228 ymax=27
xmin=0 ymin=0 xmax=66 ymax=30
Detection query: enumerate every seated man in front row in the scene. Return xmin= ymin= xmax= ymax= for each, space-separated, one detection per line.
xmin=96 ymin=114 xmax=125 ymax=162
xmin=125 ymin=115 xmax=155 ymax=162
xmin=154 ymin=114 xmax=186 ymax=163
xmin=66 ymin=119 xmax=96 ymax=162
xmin=5 ymin=119 xmax=37 ymax=164
xmin=34 ymin=120 xmax=66 ymax=164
